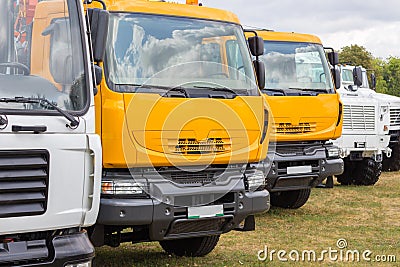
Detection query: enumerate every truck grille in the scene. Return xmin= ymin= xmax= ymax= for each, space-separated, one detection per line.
xmin=390 ymin=107 xmax=400 ymax=127
xmin=168 ymin=218 xmax=227 ymax=235
xmin=342 ymin=105 xmax=375 ymax=131
xmin=157 ymin=167 xmax=226 ymax=185
xmin=0 ymin=150 xmax=49 ymax=218
xmin=274 ymin=122 xmax=316 ymax=134
xmin=172 ymin=138 xmax=231 ymax=154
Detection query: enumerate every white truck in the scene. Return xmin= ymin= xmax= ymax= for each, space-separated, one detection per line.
xmin=355 ymin=67 xmax=400 ymax=171
xmin=333 ymin=64 xmax=391 ymax=185
xmin=0 ymin=0 xmax=108 ymax=266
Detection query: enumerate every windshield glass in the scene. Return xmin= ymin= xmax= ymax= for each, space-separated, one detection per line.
xmin=260 ymin=41 xmax=334 ymax=93
xmin=341 ymin=69 xmax=354 ymax=84
xmin=105 ymin=13 xmax=257 ymax=95
xmin=362 ymin=70 xmax=370 ymax=88
xmin=0 ymin=0 xmax=88 ymax=112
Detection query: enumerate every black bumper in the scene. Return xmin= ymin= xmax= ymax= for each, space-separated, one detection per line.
xmin=97 ymin=182 xmax=269 ymax=241
xmin=0 ymin=230 xmax=94 ymax=267
xmin=266 ymin=143 xmax=344 ymax=192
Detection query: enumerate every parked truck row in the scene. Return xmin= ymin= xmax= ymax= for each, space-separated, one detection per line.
xmin=1 ymin=0 xmax=398 ymax=265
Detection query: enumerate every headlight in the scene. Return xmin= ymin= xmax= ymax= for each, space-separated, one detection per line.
xmin=101 ymin=180 xmax=148 ymax=196
xmin=326 ymin=147 xmax=340 ymax=158
xmin=245 ymin=169 xmax=265 ymax=191
xmin=65 ymin=261 xmax=92 ymax=267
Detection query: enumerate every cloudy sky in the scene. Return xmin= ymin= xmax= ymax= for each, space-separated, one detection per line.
xmin=176 ymin=0 xmax=400 ymax=58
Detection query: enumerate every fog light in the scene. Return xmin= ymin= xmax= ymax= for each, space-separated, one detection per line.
xmin=245 ymin=170 xmax=265 ymax=191
xmin=101 ymin=180 xmax=147 ymax=196
xmin=326 ymin=147 xmax=340 ymax=158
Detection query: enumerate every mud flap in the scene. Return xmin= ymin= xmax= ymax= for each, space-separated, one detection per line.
xmin=234 ymin=215 xmax=255 ymax=232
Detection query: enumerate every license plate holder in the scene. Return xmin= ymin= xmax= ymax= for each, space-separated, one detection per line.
xmin=188 ymin=205 xmax=224 ymax=219
xmin=287 ymin=165 xmax=312 ymax=175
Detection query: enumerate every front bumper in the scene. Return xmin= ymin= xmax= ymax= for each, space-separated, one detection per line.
xmin=332 ymin=134 xmax=391 ymax=161
xmin=0 ymin=230 xmax=94 ymax=267
xmin=266 ymin=142 xmax=344 ymax=192
xmin=97 ymin=179 xmax=269 ymax=241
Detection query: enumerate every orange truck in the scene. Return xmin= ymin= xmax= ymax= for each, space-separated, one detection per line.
xmin=86 ymin=0 xmax=271 ymax=257
xmin=250 ymin=30 xmax=344 ymax=208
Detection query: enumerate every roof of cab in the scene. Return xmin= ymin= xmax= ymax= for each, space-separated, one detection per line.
xmin=102 ymin=0 xmax=240 ymax=24
xmin=254 ymin=30 xmax=322 ymax=45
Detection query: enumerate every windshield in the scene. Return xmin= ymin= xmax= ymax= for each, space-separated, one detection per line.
xmin=362 ymin=70 xmax=370 ymax=88
xmin=0 ymin=0 xmax=88 ymax=112
xmin=341 ymin=69 xmax=354 ymax=84
xmin=260 ymin=41 xmax=334 ymax=93
xmin=105 ymin=13 xmax=258 ymax=95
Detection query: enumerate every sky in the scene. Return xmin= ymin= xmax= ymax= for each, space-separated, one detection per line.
xmin=175 ymin=0 xmax=400 ymax=59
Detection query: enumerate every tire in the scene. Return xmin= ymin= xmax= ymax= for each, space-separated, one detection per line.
xmin=336 ymin=158 xmax=357 ymax=185
xmin=159 ymin=235 xmax=220 ymax=257
xmin=353 ymin=158 xmax=382 ymax=186
xmin=270 ymin=188 xmax=311 ymax=209
xmin=383 ymin=142 xmax=400 ymax=172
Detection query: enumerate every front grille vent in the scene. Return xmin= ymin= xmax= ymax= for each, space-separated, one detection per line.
xmin=390 ymin=107 xmax=400 ymax=127
xmin=343 ymin=105 xmax=375 ymax=131
xmin=172 ymin=138 xmax=231 ymax=154
xmin=0 ymin=150 xmax=49 ymax=218
xmin=274 ymin=122 xmax=316 ymax=134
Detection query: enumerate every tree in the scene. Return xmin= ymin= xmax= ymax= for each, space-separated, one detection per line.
xmin=372 ymin=58 xmax=388 ymax=94
xmin=382 ymin=57 xmax=400 ymax=97
xmin=339 ymin=45 xmax=374 ymax=70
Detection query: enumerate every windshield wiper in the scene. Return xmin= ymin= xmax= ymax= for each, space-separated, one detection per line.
xmin=0 ymin=96 xmax=79 ymax=128
xmin=193 ymin=86 xmax=239 ymax=96
xmin=288 ymin=88 xmax=328 ymax=93
xmin=261 ymin=88 xmax=286 ymax=95
xmin=116 ymin=84 xmax=188 ymax=97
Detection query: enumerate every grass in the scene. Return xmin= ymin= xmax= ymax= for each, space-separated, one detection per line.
xmin=95 ymin=172 xmax=400 ymax=266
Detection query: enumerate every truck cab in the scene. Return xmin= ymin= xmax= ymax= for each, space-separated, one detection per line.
xmin=89 ymin=0 xmax=270 ymax=257
xmin=333 ymin=64 xmax=391 ymax=185
xmin=0 ymin=0 xmax=105 ymax=266
xmin=251 ymin=30 xmax=343 ymax=209
xmin=342 ymin=66 xmax=400 ymax=172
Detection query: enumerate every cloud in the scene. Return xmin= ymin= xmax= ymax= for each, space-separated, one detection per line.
xmin=175 ymin=0 xmax=400 ymax=58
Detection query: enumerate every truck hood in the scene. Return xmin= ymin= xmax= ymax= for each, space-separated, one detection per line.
xmin=265 ymin=94 xmax=341 ymax=141
xmin=122 ymin=93 xmax=264 ymax=166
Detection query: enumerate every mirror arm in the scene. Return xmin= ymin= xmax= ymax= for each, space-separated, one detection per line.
xmin=244 ymin=29 xmax=259 ymax=60
xmin=84 ymin=0 xmax=107 ymax=10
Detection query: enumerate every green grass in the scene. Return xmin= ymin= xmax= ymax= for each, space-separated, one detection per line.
xmin=95 ymin=172 xmax=400 ymax=266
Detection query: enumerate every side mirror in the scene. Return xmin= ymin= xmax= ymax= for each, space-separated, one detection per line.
xmin=353 ymin=67 xmax=363 ymax=87
xmin=253 ymin=60 xmax=265 ymax=89
xmin=371 ymin=73 xmax=376 ymax=90
xmin=327 ymin=51 xmax=339 ymax=66
xmin=248 ymin=36 xmax=264 ymax=57
xmin=332 ymin=66 xmax=341 ymax=89
xmin=87 ymin=8 xmax=109 ymax=62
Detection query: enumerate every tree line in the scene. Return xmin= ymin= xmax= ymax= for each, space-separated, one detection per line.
xmin=339 ymin=44 xmax=400 ymax=96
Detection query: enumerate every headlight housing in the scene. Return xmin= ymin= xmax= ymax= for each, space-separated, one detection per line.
xmin=326 ymin=146 xmax=341 ymax=159
xmin=244 ymin=169 xmax=265 ymax=191
xmin=101 ymin=179 xmax=148 ymax=197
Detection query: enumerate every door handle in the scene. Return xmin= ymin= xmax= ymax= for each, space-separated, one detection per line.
xmin=12 ymin=125 xmax=47 ymax=134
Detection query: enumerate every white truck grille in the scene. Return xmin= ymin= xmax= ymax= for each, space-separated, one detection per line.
xmin=343 ymin=105 xmax=375 ymax=131
xmin=390 ymin=107 xmax=400 ymax=127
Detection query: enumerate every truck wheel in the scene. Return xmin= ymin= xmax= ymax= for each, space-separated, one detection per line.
xmin=159 ymin=235 xmax=220 ymax=257
xmin=270 ymin=189 xmax=311 ymax=209
xmin=383 ymin=142 xmax=400 ymax=172
xmin=353 ymin=158 xmax=382 ymax=186
xmin=336 ymin=159 xmax=356 ymax=185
